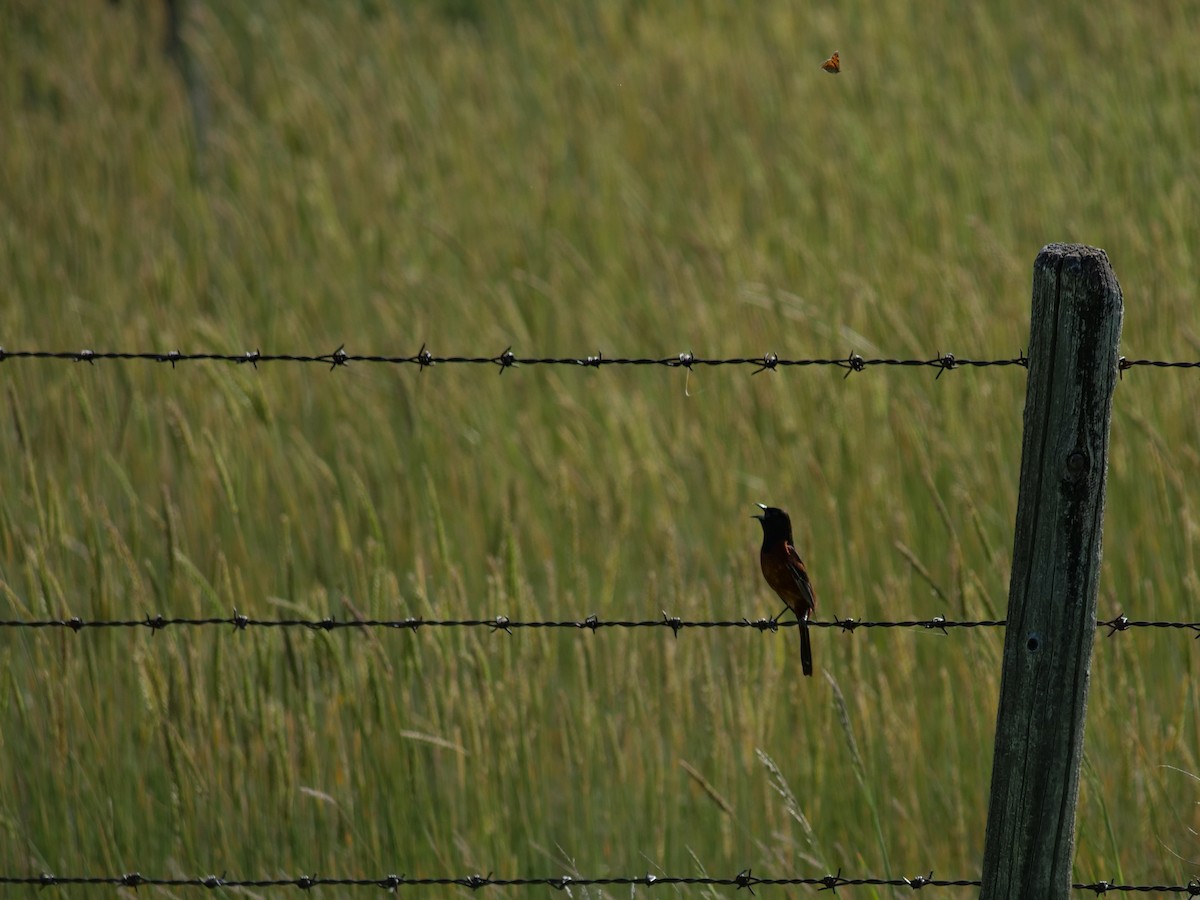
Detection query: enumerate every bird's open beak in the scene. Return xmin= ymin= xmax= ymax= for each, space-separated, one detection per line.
xmin=752 ymin=502 xmax=767 ymax=520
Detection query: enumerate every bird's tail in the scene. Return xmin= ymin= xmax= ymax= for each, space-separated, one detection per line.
xmin=800 ymin=616 xmax=813 ymax=677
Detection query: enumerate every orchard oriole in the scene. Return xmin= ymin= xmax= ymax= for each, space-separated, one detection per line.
xmin=754 ymin=503 xmax=816 ymax=676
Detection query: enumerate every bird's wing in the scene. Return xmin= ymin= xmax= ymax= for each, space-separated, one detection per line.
xmin=784 ymin=542 xmax=816 ymax=614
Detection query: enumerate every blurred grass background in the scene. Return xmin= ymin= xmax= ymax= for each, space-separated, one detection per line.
xmin=1 ymin=0 xmax=1199 ymax=894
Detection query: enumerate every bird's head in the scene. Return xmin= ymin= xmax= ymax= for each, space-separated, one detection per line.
xmin=753 ymin=503 xmax=793 ymax=538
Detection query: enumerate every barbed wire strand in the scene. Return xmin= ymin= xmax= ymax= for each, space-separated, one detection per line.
xmin=0 ymin=613 xmax=1193 ymax=636
xmin=0 ymin=346 xmax=1192 ymax=377
xmin=1 ymin=869 xmax=1196 ymax=894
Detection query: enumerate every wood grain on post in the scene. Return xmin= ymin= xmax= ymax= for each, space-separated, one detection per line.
xmin=979 ymin=244 xmax=1123 ymax=899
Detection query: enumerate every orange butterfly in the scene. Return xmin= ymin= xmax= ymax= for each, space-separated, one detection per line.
xmin=821 ymin=51 xmax=840 ymax=73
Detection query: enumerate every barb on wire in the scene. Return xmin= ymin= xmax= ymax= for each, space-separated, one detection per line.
xmin=1 ymin=612 xmax=1197 ymax=635
xmin=1119 ymin=356 xmax=1200 ymax=376
xmin=4 ymin=870 xmax=1198 ymax=894
xmin=1095 ymin=614 xmax=1200 ymax=636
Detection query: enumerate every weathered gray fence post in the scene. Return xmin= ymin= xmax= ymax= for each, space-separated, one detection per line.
xmin=979 ymin=244 xmax=1123 ymax=898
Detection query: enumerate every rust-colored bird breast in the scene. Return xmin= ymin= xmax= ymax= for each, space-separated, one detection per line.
xmin=760 ymin=542 xmax=816 ymax=614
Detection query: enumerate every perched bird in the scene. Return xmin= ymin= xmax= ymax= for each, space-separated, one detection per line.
xmin=821 ymin=50 xmax=840 ymax=73
xmin=754 ymin=504 xmax=816 ymax=676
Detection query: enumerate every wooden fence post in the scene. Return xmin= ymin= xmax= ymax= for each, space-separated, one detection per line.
xmin=979 ymin=244 xmax=1123 ymax=898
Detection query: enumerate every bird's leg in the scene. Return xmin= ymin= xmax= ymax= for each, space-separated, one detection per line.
xmin=770 ymin=603 xmax=791 ymax=625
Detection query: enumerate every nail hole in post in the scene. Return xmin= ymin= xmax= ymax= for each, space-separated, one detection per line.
xmin=1066 ymin=450 xmax=1088 ymax=478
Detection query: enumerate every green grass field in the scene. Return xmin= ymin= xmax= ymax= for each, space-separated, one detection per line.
xmin=2 ymin=0 xmax=1199 ymax=894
